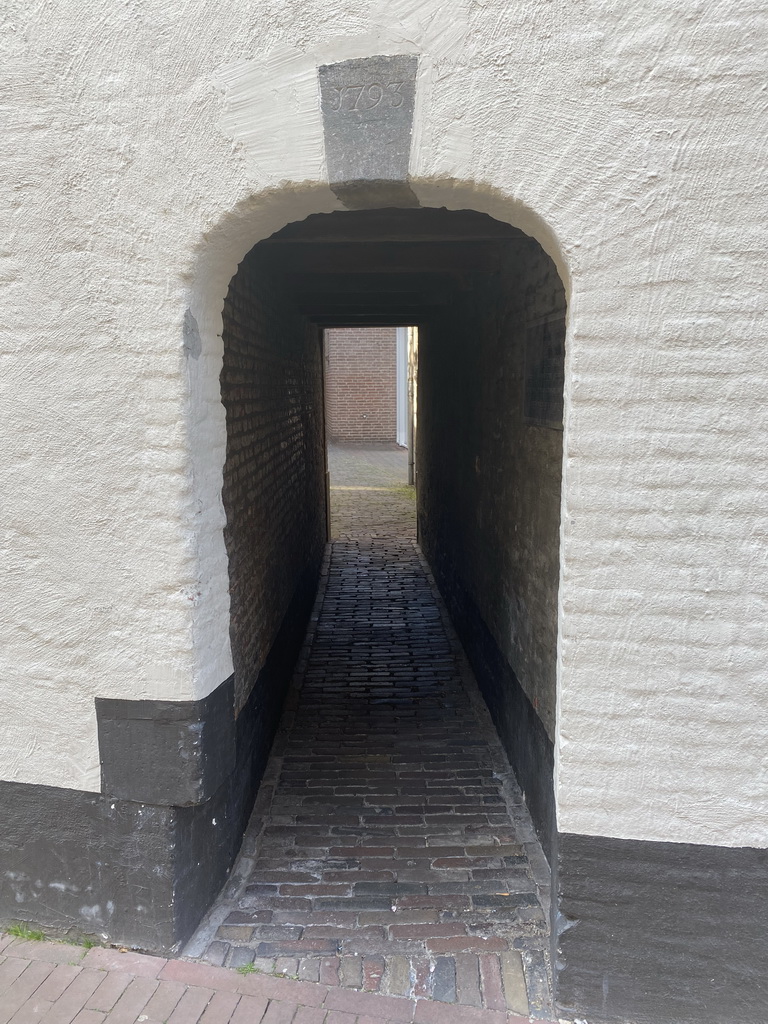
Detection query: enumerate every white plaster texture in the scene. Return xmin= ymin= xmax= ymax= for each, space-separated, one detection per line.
xmin=1 ymin=1 xmax=766 ymax=847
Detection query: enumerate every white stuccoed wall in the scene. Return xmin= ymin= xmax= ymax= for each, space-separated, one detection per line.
xmin=1 ymin=1 xmax=766 ymax=847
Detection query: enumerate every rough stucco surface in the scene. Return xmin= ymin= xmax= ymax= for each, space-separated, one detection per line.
xmin=1 ymin=1 xmax=766 ymax=849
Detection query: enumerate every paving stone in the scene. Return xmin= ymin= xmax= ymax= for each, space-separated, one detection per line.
xmin=6 ymin=939 xmax=83 ymax=965
xmin=455 ymin=953 xmax=482 ymax=1008
xmin=500 ymin=951 xmax=529 ymax=1015
xmin=255 ymin=940 xmax=339 ymax=957
xmin=141 ymin=979 xmax=187 ymax=1019
xmin=413 ymin=998 xmax=510 ymax=1024
xmin=85 ymin=970 xmax=132 ymax=1011
xmin=250 ymin=926 xmax=303 ymax=942
xmin=225 ymin=995 xmax=267 ymax=1023
xmin=471 ymin=894 xmax=539 ymax=909
xmin=203 ymin=941 xmax=230 ymax=967
xmin=389 ymin=924 xmax=466 ymax=940
xmin=411 ymin=957 xmax=431 ymax=999
xmin=34 ymin=969 xmax=104 ymax=1022
xmin=298 ymin=958 xmax=321 ymax=982
xmin=104 ymin=975 xmax=160 ymax=1021
xmin=339 ymin=954 xmax=363 ymax=989
xmin=324 ymin=986 xmax=415 ymax=1021
xmin=166 ymin=987 xmax=219 ymax=1023
xmin=0 ymin=960 xmax=53 ymax=1020
xmin=303 ymin=926 xmax=385 ymax=942
xmin=262 ymin=999 xmax=301 ymax=1024
xmin=393 ymin=896 xmax=471 ymax=911
xmin=478 ymin=955 xmax=506 ymax=1011
xmin=314 ymin=897 xmax=393 ymax=912
xmin=228 ymin=946 xmax=256 ymax=969
xmin=353 ymin=882 xmax=427 ymax=895
xmin=83 ymin=947 xmax=168 ymax=978
xmin=324 ymin=1011 xmax=357 ymax=1024
xmin=383 ymin=955 xmax=411 ymax=997
xmin=225 ymin=910 xmax=272 ymax=925
xmin=319 ymin=956 xmax=340 ymax=986
xmin=63 ymin=1010 xmax=103 ymax=1024
xmin=339 ymin=940 xmax=423 ymax=958
xmin=33 ymin=963 xmax=82 ymax=1002
xmin=362 ymin=955 xmax=385 ymax=992
xmin=360 ymin=911 xmax=438 ymax=926
xmin=197 ymin=989 xmax=242 ymax=1023
xmin=236 ymin=971 xmax=327 ymax=1007
xmin=432 ymin=957 xmax=457 ymax=1003
xmin=427 ymin=938 xmax=508 ymax=955
xmin=292 ymin=1008 xmax=327 ymax=1024
xmin=217 ymin=925 xmax=254 ymax=942
xmin=519 ymin=947 xmax=555 ymax=1018
xmin=0 ymin=957 xmax=29 ymax=994
xmin=160 ymin=960 xmax=239 ymax=993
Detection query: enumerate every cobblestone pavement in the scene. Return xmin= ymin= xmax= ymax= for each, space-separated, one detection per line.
xmin=183 ymin=446 xmax=554 ymax=1021
xmin=327 ymin=443 xmax=415 ymax=542
xmin=328 ymin=443 xmax=409 ymax=490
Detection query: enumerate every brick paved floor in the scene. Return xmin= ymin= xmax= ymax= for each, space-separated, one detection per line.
xmin=0 ymin=935 xmax=541 ymax=1023
xmin=184 ymin=446 xmax=554 ymax=1021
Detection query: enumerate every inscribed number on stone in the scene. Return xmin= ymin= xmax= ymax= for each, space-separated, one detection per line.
xmin=326 ymin=82 xmax=405 ymax=111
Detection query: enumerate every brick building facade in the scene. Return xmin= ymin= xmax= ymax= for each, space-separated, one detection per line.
xmin=325 ymin=327 xmax=398 ymax=443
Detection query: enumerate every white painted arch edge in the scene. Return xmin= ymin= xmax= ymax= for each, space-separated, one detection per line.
xmin=183 ymin=175 xmax=574 ymax=689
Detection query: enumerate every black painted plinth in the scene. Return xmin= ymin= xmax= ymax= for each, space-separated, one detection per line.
xmin=96 ymin=679 xmax=235 ymax=806
xmin=0 ymin=781 xmax=241 ymax=953
xmin=555 ymin=833 xmax=768 ymax=1024
xmin=0 ymin=782 xmax=178 ymax=948
xmin=0 ymin=562 xmax=320 ymax=952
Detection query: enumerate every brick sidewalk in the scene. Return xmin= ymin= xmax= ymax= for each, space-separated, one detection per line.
xmin=0 ymin=935 xmax=542 ymax=1023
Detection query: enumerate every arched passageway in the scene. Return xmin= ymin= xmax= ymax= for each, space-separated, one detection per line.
xmin=194 ymin=206 xmax=566 ymax=1014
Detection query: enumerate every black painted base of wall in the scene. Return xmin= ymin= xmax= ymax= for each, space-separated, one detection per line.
xmin=555 ymin=833 xmax=768 ymax=1024
xmin=96 ymin=679 xmax=236 ymax=807
xmin=0 ymin=562 xmax=320 ymax=954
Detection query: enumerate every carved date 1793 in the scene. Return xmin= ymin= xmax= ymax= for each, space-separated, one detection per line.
xmin=325 ymin=81 xmax=405 ymax=112
xmin=319 ymin=54 xmax=419 ymax=206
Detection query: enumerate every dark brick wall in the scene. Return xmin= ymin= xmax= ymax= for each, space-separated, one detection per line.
xmin=221 ymin=249 xmax=327 ymax=713
xmin=417 ymin=237 xmax=565 ymax=846
xmin=325 ymin=327 xmax=398 ymax=442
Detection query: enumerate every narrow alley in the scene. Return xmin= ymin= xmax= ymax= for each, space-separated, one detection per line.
xmin=186 ymin=445 xmax=553 ymax=1019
